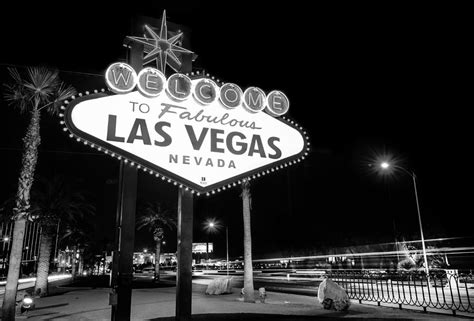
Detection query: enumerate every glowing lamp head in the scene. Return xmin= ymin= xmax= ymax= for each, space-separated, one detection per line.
xmin=209 ymin=222 xmax=215 ymax=228
xmin=22 ymin=297 xmax=33 ymax=305
xmin=21 ymin=295 xmax=35 ymax=313
xmin=380 ymin=162 xmax=390 ymax=170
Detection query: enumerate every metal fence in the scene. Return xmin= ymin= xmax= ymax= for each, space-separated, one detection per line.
xmin=1 ymin=221 xmax=42 ymax=279
xmin=1 ymin=221 xmax=42 ymax=262
xmin=327 ymin=270 xmax=473 ymax=315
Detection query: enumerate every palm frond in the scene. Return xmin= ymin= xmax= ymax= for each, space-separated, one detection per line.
xmin=3 ymin=68 xmax=29 ymax=112
xmin=3 ymin=83 xmax=28 ymax=112
xmin=60 ymin=222 xmax=92 ymax=247
xmin=3 ymin=66 xmax=74 ymax=114
xmin=31 ymin=175 xmax=95 ymax=227
xmin=24 ymin=66 xmax=60 ymax=104
xmin=136 ymin=201 xmax=176 ymax=234
xmin=7 ymin=67 xmax=23 ymax=85
xmin=45 ymin=82 xmax=76 ymax=115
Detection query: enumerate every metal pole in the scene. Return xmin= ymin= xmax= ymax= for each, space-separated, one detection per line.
xmin=176 ymin=188 xmax=193 ymax=321
xmin=114 ymin=162 xmax=138 ymax=320
xmin=411 ymin=172 xmax=430 ymax=277
xmin=110 ymin=41 xmax=141 ymax=321
xmin=226 ymin=226 xmax=229 ymax=276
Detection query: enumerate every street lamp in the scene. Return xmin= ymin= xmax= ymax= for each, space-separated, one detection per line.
xmin=204 ymin=219 xmax=229 ymax=276
xmin=378 ymin=161 xmax=430 ymax=278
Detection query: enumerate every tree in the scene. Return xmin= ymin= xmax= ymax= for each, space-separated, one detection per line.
xmin=1 ymin=66 xmax=75 ymax=320
xmin=61 ymin=223 xmax=93 ymax=279
xmin=241 ymin=180 xmax=255 ymax=303
xmin=31 ymin=176 xmax=95 ymax=296
xmin=136 ymin=202 xmax=176 ymax=282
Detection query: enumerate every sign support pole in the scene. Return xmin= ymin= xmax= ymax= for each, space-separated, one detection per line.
xmin=175 ymin=48 xmax=194 ymax=320
xmin=176 ymin=188 xmax=194 ymax=321
xmin=111 ymin=42 xmax=142 ymax=321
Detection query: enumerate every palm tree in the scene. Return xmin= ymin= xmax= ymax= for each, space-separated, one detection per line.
xmin=136 ymin=202 xmax=176 ymax=282
xmin=31 ymin=176 xmax=95 ymax=296
xmin=61 ymin=224 xmax=92 ymax=279
xmin=1 ymin=66 xmax=75 ymax=320
xmin=241 ymin=180 xmax=255 ymax=303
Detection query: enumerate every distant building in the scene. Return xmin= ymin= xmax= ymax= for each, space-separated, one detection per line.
xmin=133 ymin=251 xmax=177 ymax=266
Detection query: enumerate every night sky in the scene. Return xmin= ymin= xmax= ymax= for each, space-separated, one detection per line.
xmin=0 ymin=2 xmax=472 ymax=259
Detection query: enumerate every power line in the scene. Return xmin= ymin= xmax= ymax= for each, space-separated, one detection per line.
xmin=0 ymin=63 xmax=103 ymax=77
xmin=0 ymin=147 xmax=104 ymax=156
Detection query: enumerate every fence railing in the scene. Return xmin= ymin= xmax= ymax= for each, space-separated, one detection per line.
xmin=326 ymin=270 xmax=473 ymax=315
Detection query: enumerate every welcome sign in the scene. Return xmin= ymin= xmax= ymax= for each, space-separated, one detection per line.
xmin=61 ymin=64 xmax=309 ymax=194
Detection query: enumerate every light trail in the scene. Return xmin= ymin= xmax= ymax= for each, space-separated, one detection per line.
xmin=253 ymin=246 xmax=474 ymax=263
xmin=0 ymin=274 xmax=71 ymax=286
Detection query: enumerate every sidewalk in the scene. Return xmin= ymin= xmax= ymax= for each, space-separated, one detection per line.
xmin=14 ymin=278 xmax=472 ymax=320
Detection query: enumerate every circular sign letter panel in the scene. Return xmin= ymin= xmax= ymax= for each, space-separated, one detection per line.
xmin=266 ymin=90 xmax=290 ymax=117
xmin=167 ymin=73 xmax=192 ymax=101
xmin=137 ymin=67 xmax=166 ymax=97
xmin=193 ymin=79 xmax=218 ymax=105
xmin=219 ymin=83 xmax=243 ymax=109
xmin=105 ymin=63 xmax=137 ymax=94
xmin=243 ymin=87 xmax=266 ymax=113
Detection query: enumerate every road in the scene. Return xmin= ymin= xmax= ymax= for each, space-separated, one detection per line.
xmin=146 ymin=269 xmax=323 ymax=296
xmin=0 ymin=274 xmax=72 ymax=297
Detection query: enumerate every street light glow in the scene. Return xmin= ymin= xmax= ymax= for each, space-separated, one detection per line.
xmin=203 ymin=218 xmax=221 ymax=234
xmin=380 ymin=162 xmax=390 ymax=169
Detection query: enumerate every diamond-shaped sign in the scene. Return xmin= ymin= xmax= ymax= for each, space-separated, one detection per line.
xmin=63 ymin=79 xmax=309 ymax=194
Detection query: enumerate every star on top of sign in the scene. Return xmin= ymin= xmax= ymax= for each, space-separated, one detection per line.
xmin=127 ymin=10 xmax=194 ymax=74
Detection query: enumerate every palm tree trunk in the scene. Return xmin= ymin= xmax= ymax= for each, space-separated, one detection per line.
xmin=71 ymin=246 xmax=77 ymax=279
xmin=34 ymin=226 xmax=54 ymax=296
xmin=241 ymin=180 xmax=255 ymax=303
xmin=2 ymin=108 xmax=41 ymax=320
xmin=154 ymin=240 xmax=162 ymax=282
xmin=1 ymin=218 xmax=27 ymax=319
xmin=78 ymin=249 xmax=84 ymax=275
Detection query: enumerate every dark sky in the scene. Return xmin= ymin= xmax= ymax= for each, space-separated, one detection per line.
xmin=0 ymin=2 xmax=472 ymax=259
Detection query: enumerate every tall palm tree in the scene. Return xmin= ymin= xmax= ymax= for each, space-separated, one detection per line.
xmin=31 ymin=176 xmax=95 ymax=296
xmin=136 ymin=202 xmax=176 ymax=282
xmin=1 ymin=66 xmax=75 ymax=320
xmin=241 ymin=180 xmax=255 ymax=303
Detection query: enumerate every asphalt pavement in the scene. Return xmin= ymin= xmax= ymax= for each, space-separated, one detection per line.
xmin=2 ymin=275 xmax=471 ymax=320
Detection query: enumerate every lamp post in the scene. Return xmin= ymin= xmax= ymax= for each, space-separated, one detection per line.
xmin=205 ymin=219 xmax=229 ymax=276
xmin=379 ymin=162 xmax=430 ymax=278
